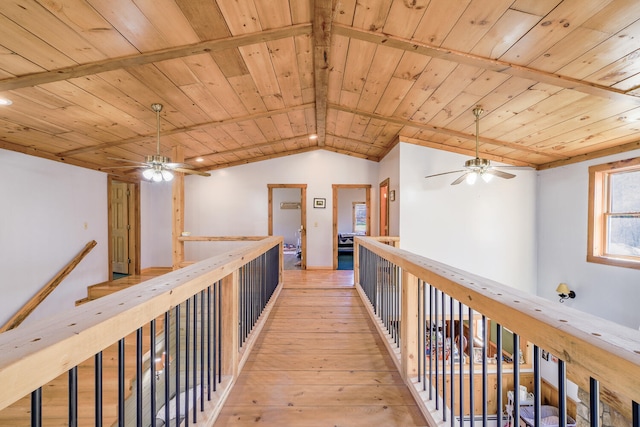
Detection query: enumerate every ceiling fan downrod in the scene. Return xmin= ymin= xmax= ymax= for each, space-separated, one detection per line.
xmin=466 ymin=106 xmax=490 ymax=170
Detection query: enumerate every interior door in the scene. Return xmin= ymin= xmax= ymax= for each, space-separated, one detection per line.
xmin=111 ymin=181 xmax=130 ymax=274
xmin=379 ymin=179 xmax=389 ymax=236
xmin=268 ymin=184 xmax=307 ymax=270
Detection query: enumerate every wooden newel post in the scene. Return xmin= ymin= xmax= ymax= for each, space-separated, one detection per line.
xmin=172 ymin=145 xmax=185 ymax=269
xmin=401 ymin=271 xmax=420 ymax=380
xmin=221 ymin=271 xmax=239 ymax=379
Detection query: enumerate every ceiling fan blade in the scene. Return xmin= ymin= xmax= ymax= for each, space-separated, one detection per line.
xmin=165 ymin=162 xmax=194 ymax=169
xmin=486 ymin=168 xmax=516 ymax=179
xmin=173 ymin=167 xmax=211 ymax=177
xmin=425 ymin=169 xmax=466 ymax=179
xmin=100 ymin=165 xmax=143 ymax=170
xmin=451 ymin=172 xmax=471 ymax=185
xmin=107 ymin=157 xmax=148 ymax=166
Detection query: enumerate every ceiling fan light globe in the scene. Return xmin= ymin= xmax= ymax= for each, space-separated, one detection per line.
xmin=152 ymin=171 xmax=163 ymax=182
xmin=161 ymin=170 xmax=174 ymax=181
xmin=466 ymin=172 xmax=478 ymax=185
xmin=482 ymin=172 xmax=493 ymax=183
xmin=142 ymin=168 xmax=154 ymax=180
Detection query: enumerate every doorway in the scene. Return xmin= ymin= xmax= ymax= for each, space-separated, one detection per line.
xmin=108 ymin=177 xmax=140 ymax=279
xmin=268 ymin=184 xmax=307 ymax=270
xmin=379 ymin=178 xmax=390 ymax=237
xmin=332 ymin=184 xmax=372 ymax=270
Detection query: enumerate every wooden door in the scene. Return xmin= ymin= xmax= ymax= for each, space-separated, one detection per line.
xmin=111 ymin=182 xmax=130 ymax=274
xmin=379 ymin=179 xmax=389 ymax=236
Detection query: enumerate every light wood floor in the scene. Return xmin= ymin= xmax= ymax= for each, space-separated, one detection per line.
xmin=214 ymin=270 xmax=428 ymax=427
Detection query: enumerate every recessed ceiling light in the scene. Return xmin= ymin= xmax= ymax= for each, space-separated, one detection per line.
xmin=195 ymin=157 xmax=204 ymax=162
xmin=0 ymin=98 xmax=12 ymax=106
xmin=309 ymin=134 xmax=318 ymax=140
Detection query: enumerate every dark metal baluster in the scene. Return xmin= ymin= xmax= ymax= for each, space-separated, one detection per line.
xmin=136 ymin=327 xmax=143 ymax=427
xmin=69 ymin=366 xmax=78 ymax=427
xmin=496 ymin=324 xmax=503 ymax=427
xmin=558 ymin=359 xmax=567 ymax=427
xmin=217 ymin=283 xmax=222 ymax=386
xmin=31 ymin=387 xmax=42 ymax=427
xmin=193 ymin=294 xmax=199 ymax=423
xmin=458 ymin=302 xmax=464 ymax=424
xmin=175 ymin=305 xmax=181 ymax=427
xmin=164 ymin=311 xmax=170 ymax=427
xmin=428 ymin=284 xmax=433 ymax=398
xmin=418 ymin=279 xmax=423 ymax=388
xmin=207 ymin=286 xmax=212 ymax=400
xmin=481 ymin=315 xmax=488 ymax=426
xmin=213 ymin=282 xmax=218 ymax=392
xmin=534 ymin=346 xmax=541 ymax=427
xmin=513 ymin=333 xmax=520 ymax=427
xmin=632 ymin=401 xmax=639 ymax=427
xmin=118 ymin=338 xmax=125 ymax=427
xmin=434 ymin=288 xmax=439 ymax=410
xmin=185 ymin=299 xmax=191 ymax=426
xmin=421 ymin=280 xmax=427 ymax=392
xmin=95 ymin=352 xmax=103 ymax=427
xmin=441 ymin=291 xmax=446 ymax=422
xmin=201 ymin=289 xmax=206 ymax=407
xmin=589 ymin=378 xmax=599 ymax=427
xmin=150 ymin=320 xmax=157 ymax=427
xmin=450 ymin=295 xmax=455 ymax=426
xmin=468 ymin=307 xmax=474 ymax=427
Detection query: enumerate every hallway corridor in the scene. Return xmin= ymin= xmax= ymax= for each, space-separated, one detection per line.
xmin=214 ymin=270 xmax=427 ymax=426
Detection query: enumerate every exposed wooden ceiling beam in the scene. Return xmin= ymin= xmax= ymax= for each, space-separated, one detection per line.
xmin=321 ymin=146 xmax=380 ymax=162
xmin=328 ymin=103 xmax=565 ymax=161
xmin=333 ymin=24 xmax=640 ymax=105
xmin=312 ymin=0 xmax=333 ymax=147
xmin=0 ymin=139 xmax=104 ymax=171
xmin=0 ymin=24 xmax=312 ymax=92
xmin=400 ymin=135 xmax=536 ymax=168
xmin=205 ymin=146 xmax=321 ymax=170
xmin=538 ymin=139 xmax=640 ymax=170
xmin=57 ymin=103 xmax=315 ymax=158
xmin=185 ymin=135 xmax=314 ymax=161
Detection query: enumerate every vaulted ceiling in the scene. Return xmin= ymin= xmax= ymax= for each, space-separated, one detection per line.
xmin=1 ymin=0 xmax=640 ymax=179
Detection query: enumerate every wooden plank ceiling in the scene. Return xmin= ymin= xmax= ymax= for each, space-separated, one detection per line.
xmin=1 ymin=0 xmax=640 ymax=178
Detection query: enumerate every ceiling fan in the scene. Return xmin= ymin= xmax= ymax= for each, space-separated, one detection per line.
xmin=425 ymin=106 xmax=520 ymax=185
xmin=106 ymin=103 xmax=210 ymax=182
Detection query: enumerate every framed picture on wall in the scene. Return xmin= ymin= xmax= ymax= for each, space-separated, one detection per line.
xmin=314 ymin=198 xmax=326 ymax=208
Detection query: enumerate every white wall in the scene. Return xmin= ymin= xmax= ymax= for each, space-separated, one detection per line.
xmin=0 ymin=149 xmax=108 ymax=327
xmin=537 ymin=149 xmax=640 ymax=329
xmin=184 ymin=150 xmax=379 ymax=268
xmin=397 ymin=143 xmax=538 ymax=293
xmin=337 ymin=188 xmax=366 ymax=234
xmin=140 ymin=181 xmax=173 ymax=268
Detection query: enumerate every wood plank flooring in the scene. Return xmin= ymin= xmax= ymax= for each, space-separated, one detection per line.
xmin=214 ymin=270 xmax=428 ymax=427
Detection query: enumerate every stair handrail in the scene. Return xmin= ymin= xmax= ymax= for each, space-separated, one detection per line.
xmin=0 ymin=240 xmax=97 ymax=333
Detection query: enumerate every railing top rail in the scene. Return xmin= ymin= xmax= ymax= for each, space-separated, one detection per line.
xmin=0 ymin=236 xmax=282 ymax=411
xmin=355 ymin=236 xmax=640 ymax=406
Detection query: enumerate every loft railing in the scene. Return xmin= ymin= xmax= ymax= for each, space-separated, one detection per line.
xmin=354 ymin=237 xmax=640 ymax=427
xmin=0 ymin=236 xmax=283 ymax=427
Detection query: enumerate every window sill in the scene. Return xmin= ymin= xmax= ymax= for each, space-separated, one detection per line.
xmin=587 ymin=254 xmax=640 ymax=270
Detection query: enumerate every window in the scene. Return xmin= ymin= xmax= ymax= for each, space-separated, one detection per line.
xmin=588 ymin=156 xmax=640 ymax=269
xmin=353 ymin=202 xmax=367 ymax=234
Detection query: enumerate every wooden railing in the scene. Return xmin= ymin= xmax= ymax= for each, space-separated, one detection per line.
xmin=354 ymin=237 xmax=640 ymax=427
xmin=0 ymin=237 xmax=283 ymax=426
xmin=0 ymin=240 xmax=97 ymax=333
